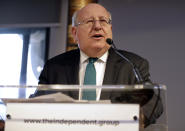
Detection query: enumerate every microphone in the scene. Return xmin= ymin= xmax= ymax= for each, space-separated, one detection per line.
xmin=106 ymin=38 xmax=163 ymax=127
xmin=106 ymin=38 xmax=143 ymax=84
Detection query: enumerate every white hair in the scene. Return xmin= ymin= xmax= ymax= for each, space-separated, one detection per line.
xmin=72 ymin=10 xmax=79 ymax=27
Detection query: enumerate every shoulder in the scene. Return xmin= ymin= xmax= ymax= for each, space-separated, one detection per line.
xmin=108 ymin=48 xmax=151 ymax=83
xmin=109 ymin=47 xmax=148 ymax=63
xmin=46 ymin=49 xmax=80 ymax=65
xmin=108 ymin=47 xmax=150 ymax=72
xmin=117 ymin=49 xmax=147 ymax=62
xmin=117 ymin=49 xmax=150 ymax=79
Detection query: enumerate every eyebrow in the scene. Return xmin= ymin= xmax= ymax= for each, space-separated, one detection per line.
xmin=82 ymin=16 xmax=109 ymax=20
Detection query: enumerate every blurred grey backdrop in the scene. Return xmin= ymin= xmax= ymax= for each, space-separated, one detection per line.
xmin=99 ymin=0 xmax=185 ymax=131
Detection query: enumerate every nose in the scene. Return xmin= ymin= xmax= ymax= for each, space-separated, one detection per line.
xmin=93 ymin=20 xmax=102 ymax=30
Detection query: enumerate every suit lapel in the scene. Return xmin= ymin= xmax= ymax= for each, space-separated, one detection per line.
xmin=103 ymin=48 xmax=118 ymax=84
xmin=103 ymin=47 xmax=126 ymax=85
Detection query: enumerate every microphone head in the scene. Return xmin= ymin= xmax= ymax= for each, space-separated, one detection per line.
xmin=106 ymin=38 xmax=113 ymax=45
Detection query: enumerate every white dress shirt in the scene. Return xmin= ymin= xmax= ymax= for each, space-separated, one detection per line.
xmin=79 ymin=50 xmax=108 ymax=100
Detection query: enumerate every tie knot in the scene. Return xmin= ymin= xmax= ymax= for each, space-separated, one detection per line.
xmin=88 ymin=57 xmax=98 ymax=63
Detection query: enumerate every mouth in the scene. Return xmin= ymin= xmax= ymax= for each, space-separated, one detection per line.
xmin=91 ymin=34 xmax=104 ymax=40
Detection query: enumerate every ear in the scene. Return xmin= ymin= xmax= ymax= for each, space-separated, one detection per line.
xmin=71 ymin=26 xmax=78 ymax=43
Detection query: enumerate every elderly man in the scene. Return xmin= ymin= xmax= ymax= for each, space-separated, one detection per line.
xmin=36 ymin=3 xmax=151 ymax=86
xmin=31 ymin=3 xmax=152 ymax=98
xmin=31 ymin=3 xmax=162 ymax=127
xmin=32 ymin=3 xmax=153 ymax=100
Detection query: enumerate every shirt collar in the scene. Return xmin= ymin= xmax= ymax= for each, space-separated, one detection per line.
xmin=99 ymin=51 xmax=108 ymax=63
xmin=80 ymin=50 xmax=108 ymax=64
xmin=80 ymin=50 xmax=89 ymax=64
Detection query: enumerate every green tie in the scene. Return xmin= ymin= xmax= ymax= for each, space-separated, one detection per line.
xmin=82 ymin=57 xmax=97 ymax=100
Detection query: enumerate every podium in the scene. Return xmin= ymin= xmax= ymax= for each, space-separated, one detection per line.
xmin=0 ymin=84 xmax=167 ymax=131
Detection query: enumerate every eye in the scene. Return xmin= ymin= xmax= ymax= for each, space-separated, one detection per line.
xmin=100 ymin=19 xmax=107 ymax=23
xmin=85 ymin=19 xmax=94 ymax=24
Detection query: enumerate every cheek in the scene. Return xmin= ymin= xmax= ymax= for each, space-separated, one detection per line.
xmin=77 ymin=30 xmax=91 ymax=44
xmin=104 ymin=27 xmax=112 ymax=38
xmin=76 ymin=31 xmax=89 ymax=49
xmin=107 ymin=30 xmax=113 ymax=38
xmin=77 ymin=29 xmax=89 ymax=40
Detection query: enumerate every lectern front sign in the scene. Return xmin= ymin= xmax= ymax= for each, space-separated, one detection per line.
xmin=5 ymin=103 xmax=139 ymax=131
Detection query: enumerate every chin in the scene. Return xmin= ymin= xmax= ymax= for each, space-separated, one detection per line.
xmin=93 ymin=41 xmax=106 ymax=48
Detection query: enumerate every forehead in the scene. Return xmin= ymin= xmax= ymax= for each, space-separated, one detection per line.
xmin=78 ymin=4 xmax=110 ymax=20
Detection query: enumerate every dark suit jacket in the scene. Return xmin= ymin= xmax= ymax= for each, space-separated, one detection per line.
xmin=38 ymin=47 xmax=151 ymax=85
xmin=31 ymin=47 xmax=163 ymax=127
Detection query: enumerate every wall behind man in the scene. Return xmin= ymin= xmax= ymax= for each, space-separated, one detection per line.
xmin=99 ymin=0 xmax=185 ymax=131
xmin=0 ymin=0 xmax=61 ymax=24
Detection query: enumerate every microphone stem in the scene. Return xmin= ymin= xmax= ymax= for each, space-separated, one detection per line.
xmin=111 ymin=42 xmax=143 ymax=84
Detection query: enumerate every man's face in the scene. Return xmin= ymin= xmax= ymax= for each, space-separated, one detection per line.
xmin=72 ymin=4 xmax=112 ymax=57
